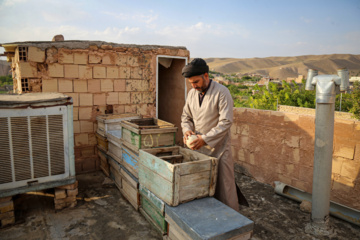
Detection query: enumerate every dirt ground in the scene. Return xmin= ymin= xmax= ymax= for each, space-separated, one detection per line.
xmin=0 ymin=171 xmax=359 ymax=240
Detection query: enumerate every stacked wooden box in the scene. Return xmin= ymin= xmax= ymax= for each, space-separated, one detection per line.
xmin=95 ymin=113 xmax=140 ymax=177
xmin=0 ymin=196 xmax=15 ymax=227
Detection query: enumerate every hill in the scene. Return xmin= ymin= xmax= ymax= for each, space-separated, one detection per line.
xmin=0 ymin=60 xmax=11 ymax=76
xmin=205 ymin=54 xmax=360 ymax=80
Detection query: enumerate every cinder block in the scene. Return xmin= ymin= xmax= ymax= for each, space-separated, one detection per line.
xmin=48 ymin=63 xmax=64 ymax=78
xmin=73 ymin=120 xmax=80 ymax=133
xmin=93 ymin=93 xmax=106 ymax=106
xmin=340 ymin=160 xmax=360 ymax=179
xmin=124 ymin=104 xmax=137 ymax=113
xmin=54 ymin=189 xmax=67 ymax=199
xmin=128 ymin=55 xmax=139 ymax=66
xmin=73 ymin=107 xmax=79 ymax=120
xmin=20 ymin=62 xmax=37 ymax=78
xmin=131 ymin=92 xmax=143 ymax=104
xmin=119 ymin=67 xmax=130 ymax=79
xmin=106 ymin=92 xmax=119 ymax=105
xmin=74 ymin=52 xmax=88 ymax=64
xmin=117 ymin=54 xmax=128 ymax=66
xmin=118 ymin=92 xmax=131 ymax=104
xmin=334 ymin=146 xmax=355 ymax=160
xmin=73 ymin=80 xmax=88 ymax=93
xmin=114 ymin=80 xmax=125 ymax=92
xmin=58 ymin=79 xmax=73 ymax=92
xmin=64 ymin=64 xmax=79 ymax=79
xmin=113 ymin=105 xmax=125 ymax=114
xmin=82 ymin=156 xmax=97 ymax=172
xmin=28 ymin=47 xmax=45 ymax=63
xmin=42 ymin=79 xmax=58 ymax=92
xmin=58 ymin=49 xmax=74 ymax=64
xmin=57 ymin=181 xmax=78 ymax=190
xmin=79 ymin=65 xmax=92 ymax=79
xmin=102 ymin=52 xmax=117 ymax=65
xmin=75 ymin=133 xmax=89 ymax=146
xmin=0 ymin=201 xmax=14 ymax=214
xmin=80 ymin=121 xmax=94 ymax=133
xmin=67 ymin=188 xmax=78 ymax=197
xmin=106 ymin=66 xmax=119 ymax=79
xmin=79 ymin=107 xmax=93 ymax=120
xmin=126 ymin=80 xmax=149 ymax=92
xmin=89 ymin=53 xmax=102 ymax=64
xmin=79 ymin=93 xmax=93 ymax=106
xmin=88 ymin=133 xmax=97 ymax=145
xmin=285 ymin=134 xmax=300 ymax=148
xmin=67 ymin=93 xmax=79 ymax=106
xmin=93 ymin=66 xmax=106 ymax=78
xmin=130 ymin=67 xmax=143 ymax=79
xmin=81 ymin=146 xmax=95 ymax=157
xmin=88 ymin=80 xmax=100 ymax=93
xmin=101 ymin=79 xmax=113 ymax=92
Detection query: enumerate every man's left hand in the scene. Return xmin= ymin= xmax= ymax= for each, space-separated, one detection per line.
xmin=190 ymin=135 xmax=206 ymax=150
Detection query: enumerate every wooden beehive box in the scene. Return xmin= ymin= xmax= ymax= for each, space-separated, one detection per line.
xmin=121 ymin=118 xmax=177 ymax=153
xmin=97 ymin=147 xmax=110 ymax=177
xmin=122 ymin=143 xmax=139 ymax=179
xmin=139 ymin=185 xmax=167 ymax=235
xmin=107 ymin=130 xmax=123 ymax=159
xmin=96 ymin=113 xmax=140 ymax=137
xmin=139 ymin=146 xmax=218 ymax=207
xmin=96 ymin=132 xmax=108 ymax=152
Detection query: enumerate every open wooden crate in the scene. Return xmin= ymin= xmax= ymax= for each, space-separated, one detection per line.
xmin=121 ymin=118 xmax=177 ymax=153
xmin=96 ymin=113 xmax=140 ymax=137
xmin=139 ymin=146 xmax=218 ymax=207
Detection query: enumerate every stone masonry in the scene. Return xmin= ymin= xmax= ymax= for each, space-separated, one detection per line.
xmin=54 ymin=181 xmax=79 ymax=210
xmin=0 ymin=197 xmax=15 ymax=227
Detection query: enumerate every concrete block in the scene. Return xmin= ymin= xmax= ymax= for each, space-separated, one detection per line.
xmin=117 ymin=54 xmax=128 ymax=66
xmin=88 ymin=80 xmax=100 ymax=93
xmin=106 ymin=92 xmax=119 ymax=105
xmin=20 ymin=62 xmax=37 ymax=78
xmin=73 ymin=120 xmax=80 ymax=134
xmin=130 ymin=92 xmax=143 ymax=104
xmin=74 ymin=52 xmax=88 ymax=64
xmin=128 ymin=55 xmax=139 ymax=67
xmin=142 ymin=92 xmax=155 ymax=103
xmin=340 ymin=160 xmax=360 ymax=179
xmin=58 ymin=49 xmax=74 ymax=64
xmin=75 ymin=133 xmax=89 ymax=146
xmin=292 ymin=148 xmax=300 ymax=164
xmin=333 ymin=176 xmax=354 ymax=189
xmin=73 ymin=107 xmax=79 ymax=120
xmin=299 ymin=166 xmax=313 ymax=182
xmin=118 ymin=92 xmax=131 ymax=104
xmin=332 ymin=157 xmax=343 ymax=175
xmin=57 ymin=181 xmax=78 ymax=190
xmin=73 ymin=80 xmax=88 ymax=93
xmin=119 ymin=67 xmax=130 ymax=79
xmin=46 ymin=47 xmax=58 ymax=63
xmin=101 ymin=79 xmax=113 ymax=92
xmin=130 ymin=67 xmax=143 ymax=79
xmin=67 ymin=188 xmax=79 ymax=197
xmin=93 ymin=93 xmax=106 ymax=106
xmin=93 ymin=66 xmax=106 ymax=78
xmin=79 ymin=107 xmax=93 ymax=120
xmin=102 ymin=52 xmax=117 ymax=65
xmin=79 ymin=65 xmax=92 ymax=79
xmin=106 ymin=66 xmax=119 ymax=79
xmin=42 ymin=79 xmax=58 ymax=92
xmin=58 ymin=79 xmax=73 ymax=92
xmin=82 ymin=157 xmax=97 ymax=172
xmin=126 ymin=80 xmax=149 ymax=92
xmin=81 ymin=146 xmax=95 ymax=157
xmin=285 ymin=134 xmax=300 ymax=148
xmin=125 ymin=105 xmax=137 ymax=113
xmin=137 ymin=104 xmax=148 ymax=116
xmin=28 ymin=47 xmax=45 ymax=62
xmin=0 ymin=201 xmax=13 ymax=213
xmin=54 ymin=189 xmax=67 ymax=199
xmin=67 ymin=93 xmax=79 ymax=106
xmin=88 ymin=133 xmax=97 ymax=145
xmin=89 ymin=53 xmax=102 ymax=64
xmin=80 ymin=120 xmax=94 ymax=133
xmin=334 ymin=146 xmax=355 ymax=160
xmin=48 ymin=63 xmax=64 ymax=78
xmin=113 ymin=105 xmax=125 ymax=114
xmin=64 ymin=64 xmax=79 ymax=79
xmin=114 ymin=80 xmax=125 ymax=92
xmin=79 ymin=93 xmax=93 ymax=106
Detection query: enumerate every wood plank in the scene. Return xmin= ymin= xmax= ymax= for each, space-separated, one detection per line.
xmin=121 ymin=178 xmax=139 ymax=210
xmin=139 ymin=150 xmax=174 ymax=182
xmin=141 ymin=146 xmax=179 ymax=156
xmin=179 ymin=148 xmax=209 ymax=162
xmin=158 ymin=154 xmax=183 ymax=160
xmin=139 ymin=164 xmax=174 ymax=205
xmin=139 ymin=208 xmax=167 ymax=235
xmin=110 ymin=166 xmax=122 ymax=190
xmin=108 ymin=142 xmax=122 ymax=159
xmin=178 ymin=160 xmax=211 ymax=176
xmin=108 ymin=156 xmax=121 ymax=172
xmin=121 ymin=121 xmax=140 ymax=134
xmin=122 ymin=145 xmax=139 ymax=178
xmin=122 ymin=127 xmax=140 ymax=148
xmin=141 ymin=195 xmax=167 ymax=232
xmin=139 ymin=185 xmax=165 ymax=214
xmin=209 ymin=158 xmax=219 ymax=196
xmin=120 ymin=167 xmax=138 ymax=189
xmin=156 ymin=119 xmax=175 ymax=128
xmin=107 ymin=151 xmax=122 ymax=165
xmin=173 ymin=166 xmax=180 ymax=206
xmin=140 ymin=132 xmax=175 ymax=149
xmin=179 ymin=171 xmax=210 ymax=203
xmin=165 ymin=214 xmax=192 ymax=240
xmin=107 ymin=130 xmax=122 ymax=145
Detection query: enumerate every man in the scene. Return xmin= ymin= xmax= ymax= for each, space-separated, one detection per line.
xmin=181 ymin=58 xmax=239 ymax=211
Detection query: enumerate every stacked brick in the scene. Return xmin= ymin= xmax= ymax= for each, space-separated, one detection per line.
xmin=0 ymin=197 xmax=15 ymax=227
xmin=231 ymin=107 xmax=360 ymax=211
xmin=54 ymin=181 xmax=79 ymax=210
xmin=10 ymin=43 xmax=189 ymax=174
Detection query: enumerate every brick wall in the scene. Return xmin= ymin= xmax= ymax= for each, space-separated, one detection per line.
xmin=231 ymin=108 xmax=360 ymax=210
xmin=14 ymin=43 xmax=189 ymax=174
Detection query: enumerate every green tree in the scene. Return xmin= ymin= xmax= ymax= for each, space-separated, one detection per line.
xmin=349 ymin=81 xmax=360 ymax=119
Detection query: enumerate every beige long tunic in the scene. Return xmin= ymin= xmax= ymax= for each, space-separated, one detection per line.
xmin=181 ymin=81 xmax=239 ymax=211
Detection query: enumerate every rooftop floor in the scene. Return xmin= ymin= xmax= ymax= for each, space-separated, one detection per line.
xmin=0 ymin=171 xmax=359 ymax=240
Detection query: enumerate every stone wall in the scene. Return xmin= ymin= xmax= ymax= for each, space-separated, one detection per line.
xmin=12 ymin=43 xmax=189 ymax=174
xmin=231 ymin=107 xmax=360 ymax=210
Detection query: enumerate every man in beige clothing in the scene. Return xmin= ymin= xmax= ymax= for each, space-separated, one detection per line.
xmin=181 ymin=58 xmax=239 ymax=211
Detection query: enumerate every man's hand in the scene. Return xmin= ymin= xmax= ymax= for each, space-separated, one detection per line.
xmin=189 ymin=135 xmax=206 ymax=150
xmin=183 ymin=130 xmax=195 ymax=144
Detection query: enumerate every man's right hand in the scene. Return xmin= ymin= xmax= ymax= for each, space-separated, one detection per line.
xmin=183 ymin=130 xmax=195 ymax=144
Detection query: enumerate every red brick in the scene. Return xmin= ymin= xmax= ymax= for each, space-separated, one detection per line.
xmin=64 ymin=64 xmax=79 ymax=78
xmin=80 ymin=121 xmax=94 ymax=133
xmin=74 ymin=52 xmax=88 ymax=64
xmin=79 ymin=93 xmax=93 ymax=106
xmin=67 ymin=93 xmax=79 ymax=107
xmin=93 ymin=66 xmax=106 ymax=78
xmin=73 ymin=80 xmax=88 ymax=92
xmin=101 ymin=79 xmax=113 ymax=92
xmin=28 ymin=47 xmax=45 ymax=62
xmin=106 ymin=92 xmax=119 ymax=105
xmin=93 ymin=93 xmax=106 ymax=106
xmin=79 ymin=65 xmax=92 ymax=79
xmin=42 ymin=79 xmax=58 ymax=92
xmin=58 ymin=79 xmax=73 ymax=92
xmin=75 ymin=133 xmax=89 ymax=146
xmin=79 ymin=107 xmax=92 ymax=120
xmin=48 ymin=63 xmax=64 ymax=78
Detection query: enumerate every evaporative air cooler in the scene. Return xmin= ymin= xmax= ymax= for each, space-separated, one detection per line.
xmin=0 ymin=93 xmax=76 ymax=198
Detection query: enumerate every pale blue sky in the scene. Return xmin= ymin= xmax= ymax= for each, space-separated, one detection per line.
xmin=0 ymin=0 xmax=359 ymax=58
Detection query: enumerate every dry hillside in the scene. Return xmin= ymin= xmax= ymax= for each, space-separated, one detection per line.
xmin=205 ymin=54 xmax=360 ymax=80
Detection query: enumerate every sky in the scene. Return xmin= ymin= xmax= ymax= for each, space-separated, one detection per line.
xmin=0 ymin=0 xmax=359 ymax=59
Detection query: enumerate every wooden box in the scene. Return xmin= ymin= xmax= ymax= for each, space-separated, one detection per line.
xmin=165 ymin=197 xmax=254 ymax=240
xmin=121 ymin=118 xmax=177 ymax=153
xmin=97 ymin=147 xmax=110 ymax=177
xmin=107 ymin=130 xmax=123 ymax=159
xmin=139 ymin=146 xmax=218 ymax=206
xmin=96 ymin=132 xmax=108 ymax=152
xmin=96 ymin=113 xmax=140 ymax=137
xmin=139 ymin=185 xmax=167 ymax=234
xmin=122 ymin=144 xmax=139 ymax=179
